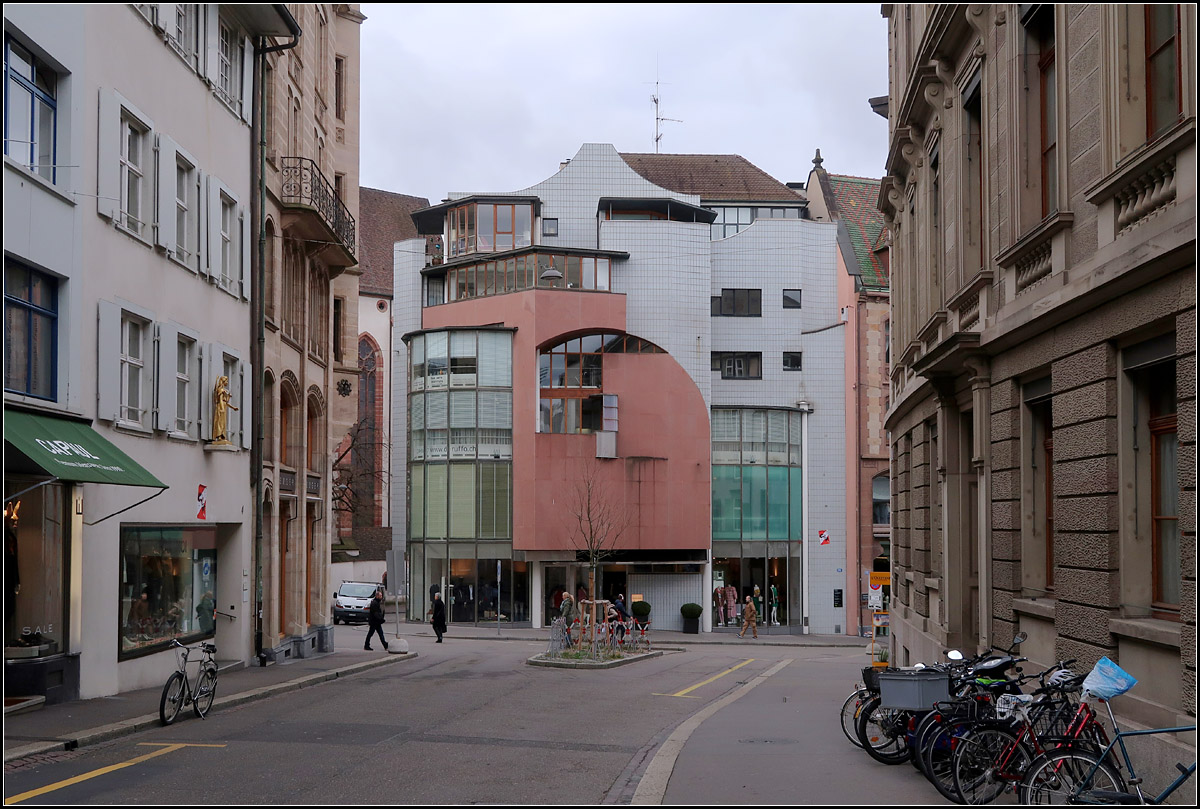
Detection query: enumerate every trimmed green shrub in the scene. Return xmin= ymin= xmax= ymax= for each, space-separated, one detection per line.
xmin=631 ymin=600 xmax=652 ymax=618
xmin=680 ymin=602 xmax=703 ymax=620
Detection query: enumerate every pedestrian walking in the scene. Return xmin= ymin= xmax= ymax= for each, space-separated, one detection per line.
xmin=559 ymin=591 xmax=576 ymax=643
xmin=365 ymin=588 xmax=389 ymax=651
xmin=428 ymin=591 xmax=447 ymax=642
xmin=737 ymin=594 xmax=758 ymax=639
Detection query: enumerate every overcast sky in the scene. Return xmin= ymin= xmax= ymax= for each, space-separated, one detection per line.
xmin=359 ymin=4 xmax=890 ymax=206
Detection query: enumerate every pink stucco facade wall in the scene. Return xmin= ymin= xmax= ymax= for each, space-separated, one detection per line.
xmin=421 ymin=289 xmax=711 ymax=555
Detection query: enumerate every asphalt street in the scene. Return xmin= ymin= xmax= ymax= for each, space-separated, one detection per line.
xmin=3 ymin=623 xmax=961 ymax=805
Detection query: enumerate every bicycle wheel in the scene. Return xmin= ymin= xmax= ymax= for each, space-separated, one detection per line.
xmin=159 ymin=671 xmax=186 ymax=726
xmin=912 ymin=710 xmax=943 ymax=775
xmin=840 ymin=688 xmax=870 ymax=749
xmin=953 ymin=725 xmax=1032 ymax=805
xmin=1020 ymin=748 xmax=1126 ymax=805
xmin=192 ymin=666 xmax=218 ymax=718
xmin=855 ymin=695 xmax=914 ymax=764
xmin=924 ymin=718 xmax=975 ymax=803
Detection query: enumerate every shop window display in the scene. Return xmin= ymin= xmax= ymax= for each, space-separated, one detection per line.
xmin=119 ymin=525 xmax=217 ymax=657
xmin=4 ymin=481 xmax=66 ymax=659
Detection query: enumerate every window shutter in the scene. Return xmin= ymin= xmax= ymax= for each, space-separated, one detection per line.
xmin=155 ymin=322 xmax=178 ymax=431
xmin=155 ymin=4 xmax=174 ymax=32
xmin=477 ymin=391 xmax=512 ymax=429
xmin=477 ymin=332 xmax=512 ymax=387
xmin=450 ymin=331 xmax=475 ymax=358
xmin=204 ymin=5 xmax=220 ymax=87
xmin=206 ymin=174 xmax=221 ymax=280
xmin=425 ymin=391 xmax=448 ymax=430
xmin=240 ymin=205 xmax=250 ymax=299
xmin=196 ymin=170 xmax=208 ymax=277
xmin=199 ymin=342 xmax=214 ymax=439
xmin=449 ymin=391 xmax=476 ymax=428
xmin=240 ymin=36 xmax=255 ymax=123
xmin=240 ymin=357 xmax=251 ymax=449
xmin=768 ymin=410 xmax=789 ymax=444
xmin=97 ymin=300 xmax=121 ymax=421
xmin=410 ymin=393 xmax=424 ymax=430
xmin=156 ymin=134 xmax=177 ymax=252
xmin=97 ymin=89 xmax=119 ymax=220
xmin=712 ymin=410 xmax=740 ymax=441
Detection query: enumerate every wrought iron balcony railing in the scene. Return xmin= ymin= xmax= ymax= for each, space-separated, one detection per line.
xmin=280 ymin=156 xmax=356 ymax=259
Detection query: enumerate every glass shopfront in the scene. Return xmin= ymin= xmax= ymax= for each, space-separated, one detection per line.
xmin=711 ymin=407 xmax=805 ymax=631
xmin=411 ymin=540 xmax=530 ymax=625
xmin=4 ymin=479 xmax=67 ymax=659
xmin=712 ymin=543 xmax=799 ymax=629
xmin=119 ymin=525 xmax=217 ymax=658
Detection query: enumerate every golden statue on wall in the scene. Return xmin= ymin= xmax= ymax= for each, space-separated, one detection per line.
xmin=211 ymin=375 xmax=239 ymax=445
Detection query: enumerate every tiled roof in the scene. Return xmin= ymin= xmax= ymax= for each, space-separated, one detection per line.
xmin=358 ymin=187 xmax=431 ymax=297
xmin=826 ymin=175 xmax=889 ymax=290
xmin=619 ymin=153 xmax=804 ymax=203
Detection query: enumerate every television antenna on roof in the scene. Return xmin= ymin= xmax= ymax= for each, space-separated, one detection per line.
xmin=650 ymin=71 xmax=682 ymax=154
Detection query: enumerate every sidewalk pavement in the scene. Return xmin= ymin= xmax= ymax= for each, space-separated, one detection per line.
xmin=3 ymin=622 xmax=868 ymax=764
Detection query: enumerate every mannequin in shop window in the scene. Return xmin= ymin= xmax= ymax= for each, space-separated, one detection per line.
xmin=753 ymin=584 xmax=763 ymax=627
xmin=770 ymin=584 xmax=780 ymax=626
xmin=724 ymin=583 xmax=738 ymax=623
xmin=714 ymin=584 xmax=726 ymax=626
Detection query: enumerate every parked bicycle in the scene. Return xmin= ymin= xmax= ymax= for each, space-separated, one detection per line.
xmin=854 ymin=633 xmax=1030 ymax=767
xmin=159 ymin=638 xmax=219 ymax=725
xmin=1019 ymin=660 xmax=1196 ymax=805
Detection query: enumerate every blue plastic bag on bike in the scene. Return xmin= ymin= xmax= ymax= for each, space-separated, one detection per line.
xmin=1082 ymin=656 xmax=1138 ymax=699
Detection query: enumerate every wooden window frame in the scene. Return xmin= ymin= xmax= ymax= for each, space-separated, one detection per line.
xmin=1145 ymin=4 xmax=1183 ymax=139
xmin=1150 ymin=413 xmax=1179 ymax=618
xmin=1038 ymin=26 xmax=1057 ymax=218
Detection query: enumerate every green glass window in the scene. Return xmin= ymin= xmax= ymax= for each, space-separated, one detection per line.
xmin=767 ymin=466 xmax=789 ymax=538
xmin=712 ymin=466 xmax=742 ymax=540
xmin=741 ymin=466 xmax=768 ymax=539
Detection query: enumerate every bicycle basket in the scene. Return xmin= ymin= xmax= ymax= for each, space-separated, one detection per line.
xmin=995 ymin=693 xmax=1035 ymax=721
xmin=862 ymin=666 xmax=893 ymax=692
xmin=1082 ymin=656 xmax=1137 ymax=700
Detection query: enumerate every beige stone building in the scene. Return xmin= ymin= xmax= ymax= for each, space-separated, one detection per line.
xmin=257 ymin=3 xmax=364 ymax=660
xmin=879 ymin=2 xmax=1195 ymax=779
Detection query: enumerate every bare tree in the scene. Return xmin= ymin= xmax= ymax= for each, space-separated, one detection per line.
xmin=332 ymin=417 xmax=390 ymax=534
xmin=564 ymin=459 xmax=630 ymax=654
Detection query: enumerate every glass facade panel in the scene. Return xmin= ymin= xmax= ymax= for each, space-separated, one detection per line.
xmin=448 ymin=463 xmax=476 ymax=538
xmin=712 ymin=466 xmax=741 ymax=540
xmin=407 ymin=329 xmax=519 ymax=623
xmin=741 ymin=466 xmax=767 ymax=539
xmin=767 ymin=466 xmax=789 ymax=538
xmin=410 ymin=465 xmax=424 ymax=538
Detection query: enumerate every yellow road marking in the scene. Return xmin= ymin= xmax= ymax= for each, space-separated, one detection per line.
xmin=5 ymin=743 xmax=226 ymax=805
xmin=654 ymin=658 xmax=756 ymax=698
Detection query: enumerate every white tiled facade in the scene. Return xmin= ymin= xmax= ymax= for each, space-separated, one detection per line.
xmin=391 ymin=144 xmax=847 ymax=634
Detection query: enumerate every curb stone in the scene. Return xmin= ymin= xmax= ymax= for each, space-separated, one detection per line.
xmin=527 ymin=650 xmax=663 ymax=669
xmin=2 ymin=652 xmax=419 ymax=764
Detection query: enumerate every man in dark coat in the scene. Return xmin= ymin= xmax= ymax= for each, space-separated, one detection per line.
xmin=429 ymin=591 xmax=447 ymax=643
xmin=365 ymin=588 xmax=389 ymax=651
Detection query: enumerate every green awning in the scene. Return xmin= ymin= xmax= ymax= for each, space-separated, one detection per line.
xmin=4 ymin=409 xmax=166 ymax=489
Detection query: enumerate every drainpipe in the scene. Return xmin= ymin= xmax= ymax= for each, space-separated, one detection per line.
xmin=252 ymin=14 xmax=302 ymax=666
xmin=797 ymin=401 xmax=814 ymax=633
